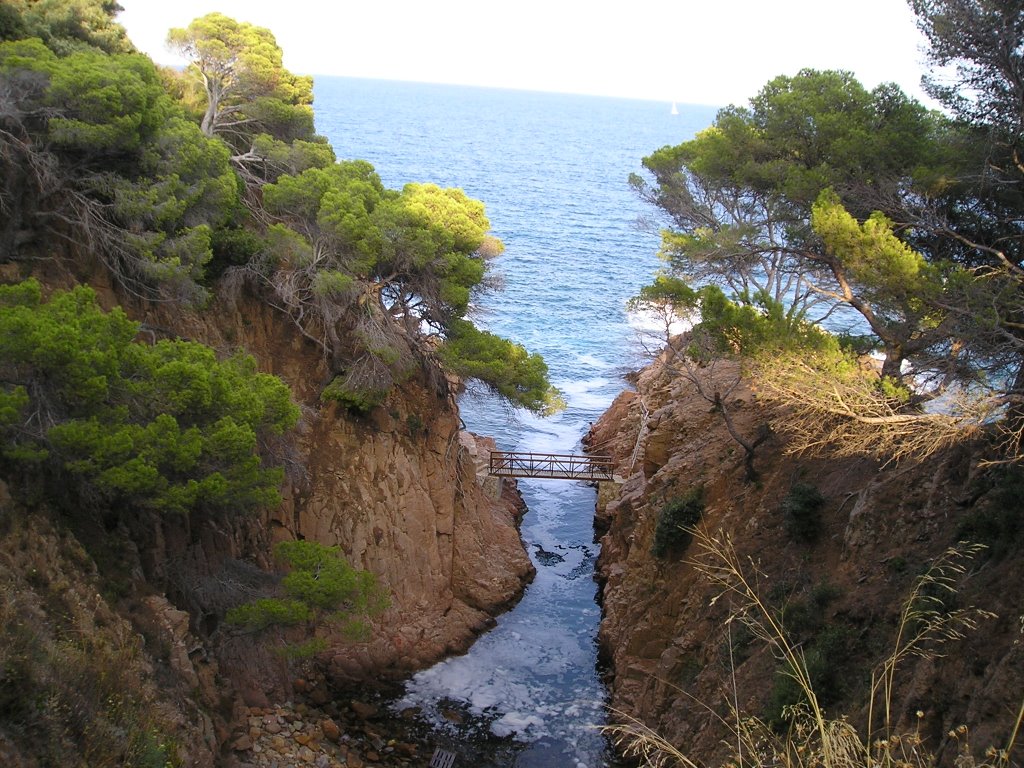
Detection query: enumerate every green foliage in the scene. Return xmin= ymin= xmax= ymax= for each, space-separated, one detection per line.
xmin=265 ymin=154 xmax=557 ymax=416
xmin=813 ymin=190 xmax=942 ymax=301
xmin=781 ymin=483 xmax=826 ymax=543
xmin=103 ymin=114 xmax=238 ymax=290
xmin=0 ymin=0 xmax=134 ymax=55
xmin=207 ymin=226 xmax=265 ymax=279
xmin=1 ymin=12 xmax=557 ymax=422
xmin=0 ymin=38 xmax=238 ymax=296
xmin=645 ymin=69 xmax=936 ymax=210
xmin=166 ymin=12 xmax=314 ymax=143
xmin=252 ymin=133 xmax=335 ymax=170
xmin=320 ymin=376 xmax=390 ymax=415
xmin=311 ymin=270 xmax=356 ymax=298
xmin=275 ymin=540 xmax=385 ymax=612
xmin=693 ymin=287 xmax=836 ymax=358
xmin=630 ymin=68 xmax=972 ymax=391
xmin=225 ymin=598 xmax=311 ymax=629
xmin=777 ymin=594 xmax=826 ymax=640
xmin=406 ymin=413 xmax=425 ymax=435
xmin=0 ymin=280 xmax=298 ymax=518
xmin=264 ymin=162 xmax=382 ymax=230
xmin=275 ymin=637 xmax=329 ymax=660
xmin=226 ymin=540 xmax=387 ymax=647
xmin=630 ymin=274 xmax=698 ymax=308
xmin=632 ymin=275 xmax=839 ymax=365
xmin=911 ymin=0 xmax=1024 ymax=135
xmin=651 ymin=487 xmax=704 ymax=558
xmin=402 ymin=182 xmax=491 ymax=254
xmin=439 ymin=319 xmax=564 ymax=414
xmin=0 ymin=40 xmax=171 ymax=157
xmin=264 ymin=166 xmax=494 ymax=319
xmin=810 ymin=189 xmax=968 ymax=359
xmin=766 ymin=624 xmax=853 ymax=731
xmin=46 ymin=51 xmax=171 ymax=153
xmin=0 ymin=615 xmax=181 ymax=768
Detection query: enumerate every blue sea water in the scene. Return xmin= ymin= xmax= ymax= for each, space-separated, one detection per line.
xmin=314 ymin=77 xmax=717 ymax=767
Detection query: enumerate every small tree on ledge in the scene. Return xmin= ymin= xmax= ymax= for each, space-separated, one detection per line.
xmin=227 ymin=540 xmax=388 ymax=658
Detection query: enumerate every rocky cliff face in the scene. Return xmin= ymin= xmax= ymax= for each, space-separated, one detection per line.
xmin=0 ymin=269 xmax=534 ymax=764
xmin=138 ymin=287 xmax=536 ymax=688
xmin=589 ymin=347 xmax=1024 ymax=764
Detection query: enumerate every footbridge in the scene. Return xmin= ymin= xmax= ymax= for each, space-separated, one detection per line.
xmin=488 ymin=451 xmax=615 ymax=482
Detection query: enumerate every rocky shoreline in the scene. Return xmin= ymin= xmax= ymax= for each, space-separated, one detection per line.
xmin=227 ymin=694 xmax=428 ymax=768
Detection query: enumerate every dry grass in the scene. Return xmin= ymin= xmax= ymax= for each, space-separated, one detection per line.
xmin=603 ymin=528 xmax=1024 ymax=768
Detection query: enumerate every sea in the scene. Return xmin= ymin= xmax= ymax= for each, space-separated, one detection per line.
xmin=314 ymin=77 xmax=718 ymax=767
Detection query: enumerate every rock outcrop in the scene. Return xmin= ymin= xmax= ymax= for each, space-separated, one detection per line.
xmin=0 ymin=272 xmax=535 ymax=764
xmin=139 ymin=292 xmax=536 ymax=684
xmin=589 ymin=347 xmax=1024 ymax=765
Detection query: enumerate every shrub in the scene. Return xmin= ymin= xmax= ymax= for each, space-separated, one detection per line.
xmin=320 ymin=376 xmax=389 ymax=414
xmin=782 ymin=482 xmax=826 ymax=542
xmin=766 ymin=623 xmax=853 ymax=730
xmin=226 ymin=598 xmax=311 ymax=629
xmin=0 ymin=607 xmax=182 ymax=768
xmin=226 ymin=540 xmax=388 ymax=650
xmin=206 ymin=226 xmax=265 ymax=279
xmin=0 ymin=280 xmax=299 ymax=519
xmin=651 ymin=488 xmax=704 ymax=558
xmin=439 ymin=318 xmax=564 ymax=415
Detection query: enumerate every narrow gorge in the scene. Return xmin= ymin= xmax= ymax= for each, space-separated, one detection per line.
xmin=6 ymin=4 xmax=1024 ymax=767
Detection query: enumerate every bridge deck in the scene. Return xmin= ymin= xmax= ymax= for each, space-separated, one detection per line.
xmin=488 ymin=451 xmax=615 ymax=482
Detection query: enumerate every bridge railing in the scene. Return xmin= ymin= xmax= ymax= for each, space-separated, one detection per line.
xmin=488 ymin=451 xmax=615 ymax=481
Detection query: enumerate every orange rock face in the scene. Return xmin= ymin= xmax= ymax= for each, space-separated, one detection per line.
xmin=590 ymin=345 xmax=1024 ymax=765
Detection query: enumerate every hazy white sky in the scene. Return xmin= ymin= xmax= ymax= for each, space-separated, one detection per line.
xmin=116 ymin=0 xmax=934 ymax=107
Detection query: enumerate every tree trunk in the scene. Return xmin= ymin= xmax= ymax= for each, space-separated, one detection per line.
xmin=714 ymin=391 xmax=772 ymax=482
xmin=880 ymin=343 xmax=904 ymax=382
xmin=200 ymin=74 xmax=221 ymax=138
xmin=1006 ymin=360 xmax=1024 ymax=454
xmin=200 ymin=98 xmax=218 ymax=137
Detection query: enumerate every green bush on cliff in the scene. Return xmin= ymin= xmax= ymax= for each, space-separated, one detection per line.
xmin=320 ymin=374 xmax=390 ymax=415
xmin=782 ymin=482 xmax=826 ymax=543
xmin=955 ymin=466 xmax=1024 ymax=560
xmin=227 ymin=540 xmax=388 ymax=643
xmin=651 ymin=487 xmax=704 ymax=558
xmin=0 ymin=279 xmax=298 ymax=518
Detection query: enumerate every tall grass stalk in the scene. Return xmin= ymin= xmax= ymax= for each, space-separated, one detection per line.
xmin=869 ymin=542 xmax=994 ymax=757
xmin=603 ymin=528 xmax=1023 ymax=768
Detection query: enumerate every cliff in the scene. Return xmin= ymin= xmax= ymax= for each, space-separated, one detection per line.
xmin=138 ymin=284 xmax=536 ymax=690
xmin=0 ymin=267 xmax=534 ymax=765
xmin=589 ymin=345 xmax=1024 ymax=765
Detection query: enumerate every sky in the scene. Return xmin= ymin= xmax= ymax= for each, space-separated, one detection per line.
xmin=115 ymin=0 xmax=935 ymax=108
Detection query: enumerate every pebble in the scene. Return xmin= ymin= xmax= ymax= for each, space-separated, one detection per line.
xmin=227 ymin=701 xmax=426 ymax=768
xmin=321 ymin=718 xmax=341 ymax=743
xmin=350 ymin=700 xmax=379 ymax=720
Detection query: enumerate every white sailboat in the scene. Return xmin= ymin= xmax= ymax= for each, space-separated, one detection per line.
xmin=670 ymin=101 xmax=679 ymax=115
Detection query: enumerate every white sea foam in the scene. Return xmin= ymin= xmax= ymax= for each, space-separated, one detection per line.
xmin=554 ymin=376 xmax=616 ymax=412
xmin=626 ymin=305 xmax=693 ymax=337
xmin=575 ymin=352 xmax=614 ymax=371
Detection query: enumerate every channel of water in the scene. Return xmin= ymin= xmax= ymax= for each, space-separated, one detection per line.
xmin=315 ymin=76 xmax=717 ymax=766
